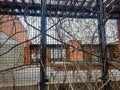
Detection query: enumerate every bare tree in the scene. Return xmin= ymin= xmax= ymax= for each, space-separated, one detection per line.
xmin=0 ymin=0 xmax=120 ymax=90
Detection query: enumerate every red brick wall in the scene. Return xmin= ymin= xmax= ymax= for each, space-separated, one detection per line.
xmin=24 ymin=41 xmax=30 ymax=64
xmin=0 ymin=15 xmax=30 ymax=64
xmin=0 ymin=15 xmax=27 ymax=46
xmin=66 ymin=40 xmax=83 ymax=61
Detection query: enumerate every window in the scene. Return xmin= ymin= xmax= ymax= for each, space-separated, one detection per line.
xmin=93 ymin=53 xmax=100 ymax=62
xmin=31 ymin=53 xmax=41 ymax=63
xmin=50 ymin=48 xmax=66 ymax=61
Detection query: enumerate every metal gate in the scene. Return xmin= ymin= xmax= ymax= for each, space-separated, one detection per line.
xmin=0 ymin=0 xmax=120 ymax=90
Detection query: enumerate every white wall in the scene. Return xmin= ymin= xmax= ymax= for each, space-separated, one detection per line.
xmin=0 ymin=32 xmax=24 ymax=70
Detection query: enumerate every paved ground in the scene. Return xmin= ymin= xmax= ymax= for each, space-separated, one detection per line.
xmin=0 ymin=65 xmax=119 ymax=87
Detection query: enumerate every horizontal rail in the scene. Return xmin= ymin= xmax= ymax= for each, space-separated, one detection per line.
xmin=0 ymin=1 xmax=120 ymax=19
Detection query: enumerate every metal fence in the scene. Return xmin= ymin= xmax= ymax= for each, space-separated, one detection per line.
xmin=0 ymin=0 xmax=120 ymax=90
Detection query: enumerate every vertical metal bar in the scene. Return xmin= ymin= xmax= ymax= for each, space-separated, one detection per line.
xmin=97 ymin=0 xmax=110 ymax=90
xmin=40 ymin=0 xmax=47 ymax=90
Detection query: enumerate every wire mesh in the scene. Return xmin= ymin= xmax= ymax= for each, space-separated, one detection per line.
xmin=0 ymin=0 xmax=120 ymax=90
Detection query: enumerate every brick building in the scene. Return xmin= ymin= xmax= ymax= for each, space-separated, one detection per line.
xmin=66 ymin=40 xmax=83 ymax=61
xmin=0 ymin=15 xmax=30 ymax=70
xmin=66 ymin=40 xmax=120 ymax=62
xmin=30 ymin=40 xmax=120 ymax=64
xmin=30 ymin=44 xmax=66 ymax=64
xmin=30 ymin=19 xmax=120 ymax=64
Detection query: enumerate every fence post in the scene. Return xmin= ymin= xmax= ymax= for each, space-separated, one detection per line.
xmin=40 ymin=0 xmax=47 ymax=90
xmin=97 ymin=0 xmax=110 ymax=90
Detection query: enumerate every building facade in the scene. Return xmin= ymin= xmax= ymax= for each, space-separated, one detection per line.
xmin=30 ymin=40 xmax=120 ymax=64
xmin=0 ymin=15 xmax=30 ymax=70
